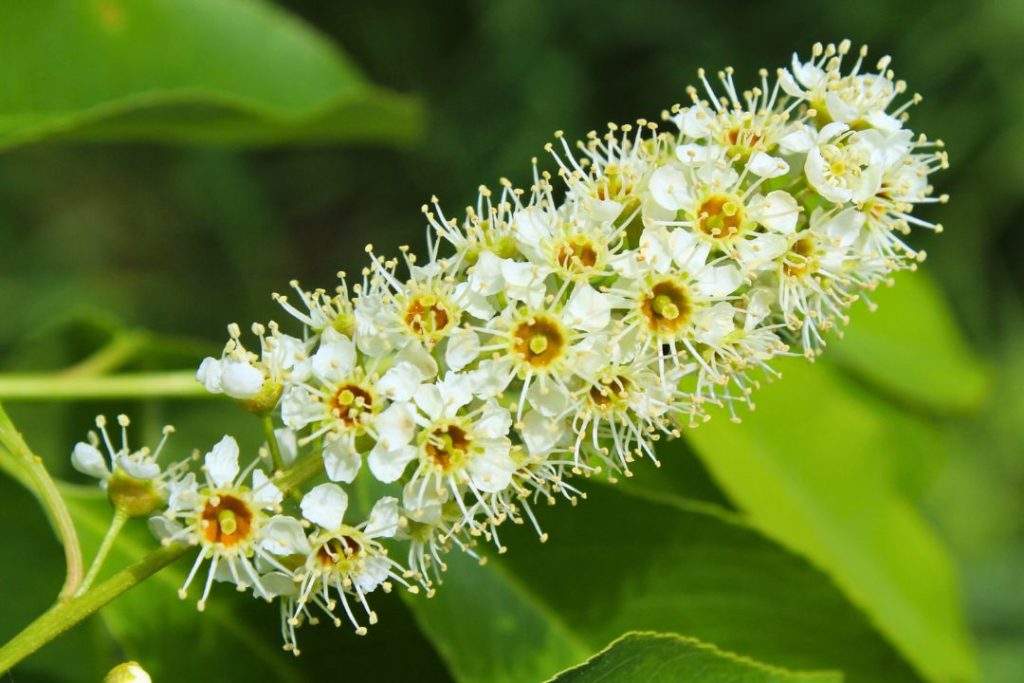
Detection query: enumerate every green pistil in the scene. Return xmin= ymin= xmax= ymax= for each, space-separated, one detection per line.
xmin=652 ymin=295 xmax=680 ymax=320
xmin=218 ymin=510 xmax=238 ymax=536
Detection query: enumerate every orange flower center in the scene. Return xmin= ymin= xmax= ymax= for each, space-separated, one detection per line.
xmin=641 ymin=280 xmax=692 ymax=335
xmin=329 ymin=383 xmax=374 ymax=427
xmin=200 ymin=494 xmax=254 ymax=548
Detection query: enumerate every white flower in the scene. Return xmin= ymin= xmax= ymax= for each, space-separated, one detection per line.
xmin=805 ymin=123 xmax=883 ymax=204
xmin=373 ymin=376 xmax=515 ymax=526
xmin=154 ymin=435 xmax=286 ymax=611
xmin=71 ymin=415 xmax=175 ymax=491
xmin=197 ymin=323 xmax=311 ymax=402
xmin=295 ymin=488 xmax=412 ymax=634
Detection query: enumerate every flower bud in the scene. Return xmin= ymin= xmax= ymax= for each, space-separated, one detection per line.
xmin=107 ymin=471 xmax=165 ymax=518
xmin=104 ymin=661 xmax=151 ymax=683
xmin=239 ymin=379 xmax=283 ymax=415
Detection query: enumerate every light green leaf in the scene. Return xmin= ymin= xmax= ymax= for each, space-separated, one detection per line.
xmin=407 ymin=483 xmax=917 ymax=683
xmin=686 ymin=359 xmax=977 ymax=683
xmin=0 ymin=0 xmax=422 ymax=150
xmin=831 ymin=271 xmax=989 ymax=413
xmin=549 ymin=632 xmax=841 ymax=683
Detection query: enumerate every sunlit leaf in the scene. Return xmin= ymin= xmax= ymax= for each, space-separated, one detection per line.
xmin=831 ymin=272 xmax=989 ymax=413
xmin=685 ymin=360 xmax=977 ymax=683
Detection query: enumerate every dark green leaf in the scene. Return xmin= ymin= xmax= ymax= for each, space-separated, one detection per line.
xmin=408 ymin=483 xmax=918 ymax=683
xmin=549 ymin=632 xmax=841 ymax=683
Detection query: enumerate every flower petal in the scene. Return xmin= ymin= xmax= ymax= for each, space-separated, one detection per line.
xmin=367 ymin=443 xmax=417 ymax=484
xmin=323 ymin=437 xmax=362 ymax=483
xmin=221 ymin=360 xmax=264 ymax=400
xmin=259 ymin=515 xmax=311 ymax=556
xmin=374 ymin=401 xmax=418 ymax=449
xmin=311 ymin=336 xmax=356 ymax=385
xmin=648 ymin=165 xmax=691 ymax=211
xmin=364 ymin=496 xmax=400 ymax=538
xmin=252 ymin=469 xmax=284 ymax=508
xmin=748 ymin=151 xmax=790 ymax=178
xmin=71 ymin=442 xmax=111 ymax=481
xmin=467 ymin=439 xmax=515 ymax=492
xmin=195 ymin=357 xmax=224 ymax=394
xmin=445 ymin=327 xmax=480 ymax=371
xmin=300 ymin=483 xmax=348 ymax=530
xmin=205 ymin=435 xmax=240 ymax=488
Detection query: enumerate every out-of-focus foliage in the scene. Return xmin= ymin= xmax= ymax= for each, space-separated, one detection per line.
xmin=0 ymin=0 xmax=421 ymax=149
xmin=0 ymin=0 xmax=1021 ymax=682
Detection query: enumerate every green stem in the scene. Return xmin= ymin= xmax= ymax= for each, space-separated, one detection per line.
xmin=260 ymin=414 xmax=284 ymax=472
xmin=276 ymin=451 xmax=325 ymax=492
xmin=0 ymin=404 xmax=84 ymax=601
xmin=0 ymin=453 xmax=325 ymax=673
xmin=0 ymin=371 xmax=211 ymax=401
xmin=0 ymin=544 xmax=189 ymax=674
xmin=75 ymin=508 xmax=130 ymax=597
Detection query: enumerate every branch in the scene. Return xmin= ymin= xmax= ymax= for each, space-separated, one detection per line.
xmin=0 ymin=371 xmax=211 ymax=401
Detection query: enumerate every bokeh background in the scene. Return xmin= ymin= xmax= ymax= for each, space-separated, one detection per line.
xmin=0 ymin=1 xmax=1021 ymax=681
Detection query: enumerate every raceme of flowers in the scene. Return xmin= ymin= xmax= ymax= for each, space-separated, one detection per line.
xmin=71 ymin=41 xmax=947 ymax=654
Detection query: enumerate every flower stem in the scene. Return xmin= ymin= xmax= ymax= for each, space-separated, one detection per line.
xmin=75 ymin=508 xmax=130 ymax=598
xmin=260 ymin=414 xmax=284 ymax=472
xmin=0 ymin=371 xmax=211 ymax=402
xmin=0 ymin=544 xmax=189 ymax=674
xmin=0 ymin=403 xmax=84 ymax=601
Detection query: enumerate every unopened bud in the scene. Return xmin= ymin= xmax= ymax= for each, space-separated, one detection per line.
xmin=107 ymin=472 xmax=165 ymax=518
xmin=104 ymin=661 xmax=151 ymax=683
xmin=239 ymin=380 xmax=284 ymax=416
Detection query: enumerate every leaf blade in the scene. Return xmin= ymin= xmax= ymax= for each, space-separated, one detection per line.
xmin=0 ymin=0 xmax=422 ymax=149
xmin=549 ymin=632 xmax=842 ymax=683
xmin=685 ymin=360 xmax=977 ymax=683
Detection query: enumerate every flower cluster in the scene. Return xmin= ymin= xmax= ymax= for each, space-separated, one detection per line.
xmin=73 ymin=41 xmax=947 ymax=654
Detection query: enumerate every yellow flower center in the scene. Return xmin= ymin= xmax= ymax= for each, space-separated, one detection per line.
xmin=512 ymin=315 xmax=567 ymax=369
xmin=403 ymin=293 xmax=455 ymax=344
xmin=422 ymin=422 xmax=472 ymax=472
xmin=329 ymin=383 xmax=374 ymax=427
xmin=696 ymin=193 xmax=745 ymax=241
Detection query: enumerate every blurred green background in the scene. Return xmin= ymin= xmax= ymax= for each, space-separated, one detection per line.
xmin=0 ymin=1 xmax=1021 ymax=682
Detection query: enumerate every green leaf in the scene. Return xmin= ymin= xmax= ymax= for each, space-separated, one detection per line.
xmin=0 ymin=478 xmax=113 ymax=683
xmin=831 ymin=272 xmax=989 ymax=413
xmin=404 ymin=552 xmax=589 ymax=683
xmin=549 ymin=632 xmax=841 ymax=683
xmin=0 ymin=0 xmax=422 ymax=150
xmin=685 ymin=360 xmax=977 ymax=683
xmin=407 ymin=483 xmax=918 ymax=683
